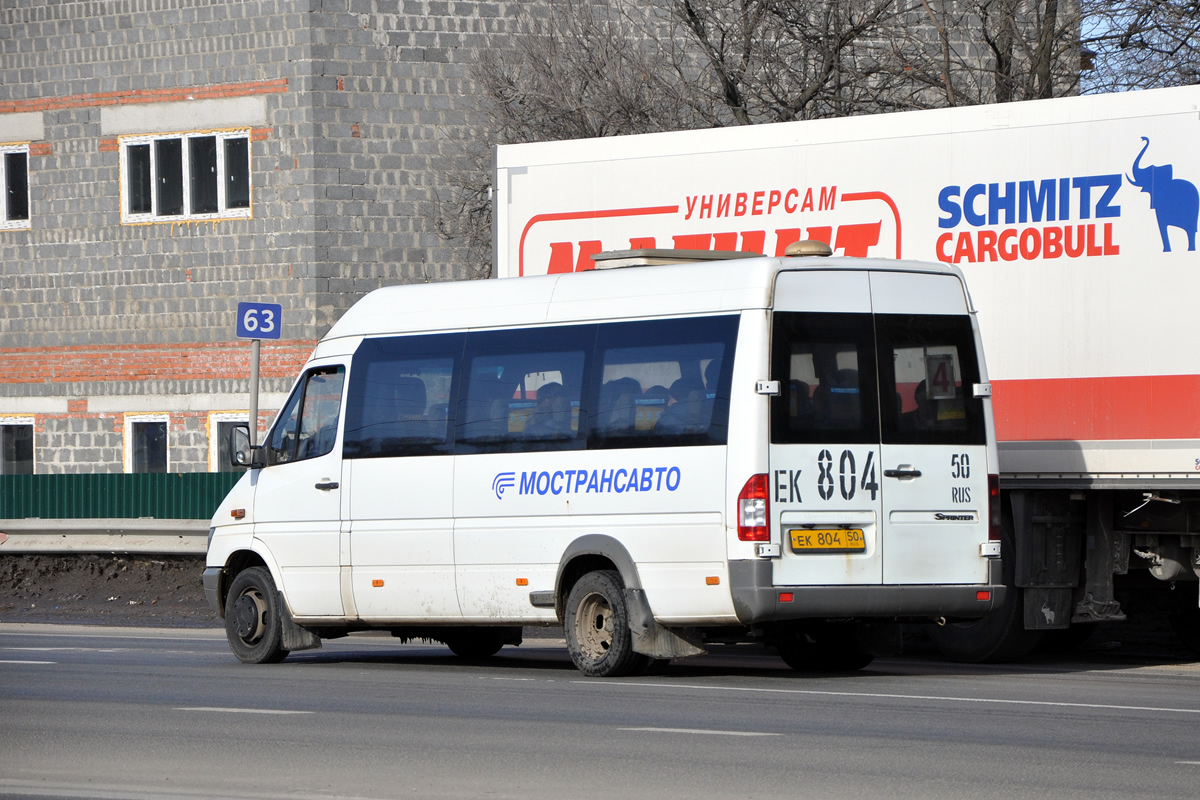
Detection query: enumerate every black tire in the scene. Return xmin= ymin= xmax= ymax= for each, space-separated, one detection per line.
xmin=928 ymin=508 xmax=1042 ymax=663
xmin=773 ymin=625 xmax=875 ymax=672
xmin=563 ymin=570 xmax=649 ymax=678
xmin=445 ymin=629 xmax=507 ymax=659
xmin=224 ymin=566 xmax=289 ymax=664
xmin=1036 ymin=623 xmax=1097 ymax=654
xmin=1167 ymin=594 xmax=1200 ymax=655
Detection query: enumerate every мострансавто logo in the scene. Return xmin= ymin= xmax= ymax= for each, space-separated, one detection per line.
xmin=492 ymin=466 xmax=682 ymax=499
xmin=936 ymin=137 xmax=1198 ymax=263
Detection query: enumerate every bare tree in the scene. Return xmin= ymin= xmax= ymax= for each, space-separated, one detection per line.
xmin=1081 ymin=0 xmax=1200 ymax=92
xmin=438 ymin=0 xmax=1093 ymax=272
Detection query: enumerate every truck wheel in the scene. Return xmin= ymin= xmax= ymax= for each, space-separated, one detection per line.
xmin=1167 ymin=594 xmax=1200 ymax=655
xmin=224 ymin=567 xmax=289 ymax=664
xmin=564 ymin=570 xmax=648 ymax=677
xmin=445 ymin=629 xmax=507 ymax=659
xmin=1036 ymin=623 xmax=1096 ymax=654
xmin=929 ymin=510 xmax=1042 ymax=662
xmin=929 ymin=590 xmax=1041 ymax=663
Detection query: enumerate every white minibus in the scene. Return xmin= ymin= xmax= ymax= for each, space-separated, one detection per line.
xmin=204 ymin=245 xmax=1004 ymax=676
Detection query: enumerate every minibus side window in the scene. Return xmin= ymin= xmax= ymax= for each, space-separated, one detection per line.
xmin=590 ymin=315 xmax=739 ymax=449
xmin=455 ymin=325 xmax=594 ymax=454
xmin=770 ymin=312 xmax=879 ymax=445
xmin=876 ymin=314 xmax=985 ymax=446
xmin=265 ymin=366 xmax=346 ymax=465
xmin=343 ymin=333 xmax=464 ymax=458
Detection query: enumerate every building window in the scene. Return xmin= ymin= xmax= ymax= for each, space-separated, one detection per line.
xmin=1 ymin=144 xmax=30 ymax=230
xmin=209 ymin=412 xmax=250 ymax=472
xmin=124 ymin=414 xmax=169 ymax=473
xmin=120 ymin=130 xmax=251 ymax=224
xmin=0 ymin=420 xmax=34 ymax=474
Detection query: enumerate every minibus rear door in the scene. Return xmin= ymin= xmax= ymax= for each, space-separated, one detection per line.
xmin=871 ymin=272 xmax=991 ymax=585
xmin=769 ymin=271 xmax=884 ymax=586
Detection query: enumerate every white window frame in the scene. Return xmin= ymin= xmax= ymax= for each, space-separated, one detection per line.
xmin=0 ymin=143 xmax=31 ymax=231
xmin=208 ymin=411 xmax=250 ymax=472
xmin=118 ymin=129 xmax=252 ymax=224
xmin=123 ymin=413 xmax=171 ymax=473
xmin=0 ymin=415 xmax=35 ymax=473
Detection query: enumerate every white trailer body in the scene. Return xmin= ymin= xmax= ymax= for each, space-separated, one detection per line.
xmin=494 ymin=85 xmax=1200 ymax=658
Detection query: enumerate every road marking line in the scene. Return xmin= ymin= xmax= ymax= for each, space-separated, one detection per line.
xmin=174 ymin=707 xmax=313 ymax=715
xmin=0 ymin=659 xmax=55 ymax=665
xmin=620 ymin=726 xmax=780 ymax=737
xmin=3 ymin=647 xmax=131 ymax=652
xmin=1176 ymin=761 xmax=1200 ymax=766
xmin=580 ymin=681 xmax=1200 ymax=717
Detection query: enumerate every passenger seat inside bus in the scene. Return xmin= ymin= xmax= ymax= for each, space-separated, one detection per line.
xmin=655 ymin=378 xmax=707 ymax=433
xmin=365 ymin=377 xmax=431 ymax=450
xmin=597 ymin=377 xmax=641 ymax=435
xmin=815 ymin=369 xmax=861 ymax=429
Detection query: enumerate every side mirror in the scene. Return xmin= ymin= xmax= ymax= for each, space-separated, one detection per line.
xmin=229 ymin=424 xmax=265 ymax=469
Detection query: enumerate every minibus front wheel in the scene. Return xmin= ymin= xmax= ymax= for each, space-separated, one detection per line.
xmin=224 ymin=566 xmax=289 ymax=664
xmin=564 ymin=570 xmax=648 ymax=678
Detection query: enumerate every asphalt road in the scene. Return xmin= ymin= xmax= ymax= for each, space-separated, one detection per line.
xmin=2 ymin=624 xmax=1199 ymax=800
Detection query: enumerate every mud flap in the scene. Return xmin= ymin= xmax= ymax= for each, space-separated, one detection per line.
xmin=624 ymin=587 xmax=706 ymax=659
xmin=277 ymin=591 xmax=322 ymax=653
xmin=1023 ymin=587 xmax=1072 ymax=630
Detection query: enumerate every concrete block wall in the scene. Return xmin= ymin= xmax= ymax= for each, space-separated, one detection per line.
xmin=0 ymin=0 xmax=521 ymax=472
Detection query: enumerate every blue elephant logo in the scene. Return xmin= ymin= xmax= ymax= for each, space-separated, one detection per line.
xmin=1127 ymin=137 xmax=1198 ymax=252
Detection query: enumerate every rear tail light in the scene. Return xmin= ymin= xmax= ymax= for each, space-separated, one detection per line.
xmin=738 ymin=473 xmax=770 ymax=541
xmin=988 ymin=474 xmax=1001 ymax=542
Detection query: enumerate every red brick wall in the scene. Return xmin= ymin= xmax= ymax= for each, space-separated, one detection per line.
xmin=0 ymin=341 xmax=315 ymax=384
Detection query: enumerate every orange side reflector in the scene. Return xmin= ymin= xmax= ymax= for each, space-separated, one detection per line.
xmin=515 ymin=578 xmax=529 ymax=586
xmin=779 ymin=592 xmax=794 ymax=603
xmin=705 ymin=576 xmax=720 ymax=585
xmin=231 ymin=509 xmax=246 ymax=519
xmin=372 ymin=579 xmax=384 ymax=588
xmin=976 ymin=591 xmax=991 ymax=601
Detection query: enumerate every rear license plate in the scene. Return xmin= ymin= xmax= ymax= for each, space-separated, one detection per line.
xmin=789 ymin=528 xmax=866 ymax=553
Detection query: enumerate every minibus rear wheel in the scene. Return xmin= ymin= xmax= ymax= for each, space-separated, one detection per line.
xmin=224 ymin=566 xmax=289 ymax=664
xmin=772 ymin=624 xmax=875 ymax=672
xmin=564 ymin=570 xmax=648 ymax=678
xmin=928 ymin=507 xmax=1041 ymax=663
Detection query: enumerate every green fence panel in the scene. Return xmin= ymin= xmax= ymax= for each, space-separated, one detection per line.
xmin=0 ymin=473 xmax=243 ymax=520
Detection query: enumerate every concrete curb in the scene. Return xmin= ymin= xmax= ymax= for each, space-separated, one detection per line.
xmin=0 ymin=519 xmax=209 ymax=555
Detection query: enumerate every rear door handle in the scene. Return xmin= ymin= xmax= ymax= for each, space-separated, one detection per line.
xmin=883 ymin=467 xmax=922 ymax=479
xmin=315 ymin=480 xmax=340 ymax=490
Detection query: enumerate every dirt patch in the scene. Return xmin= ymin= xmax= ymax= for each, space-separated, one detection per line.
xmin=0 ymin=553 xmax=219 ymax=628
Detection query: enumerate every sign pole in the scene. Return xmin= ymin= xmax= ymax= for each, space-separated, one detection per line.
xmin=236 ymin=301 xmax=282 ymax=450
xmin=249 ymin=338 xmax=260 ymax=448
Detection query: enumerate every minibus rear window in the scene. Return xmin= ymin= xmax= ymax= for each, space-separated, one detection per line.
xmin=876 ymin=314 xmax=986 ymax=446
xmin=770 ymin=312 xmax=880 ymax=445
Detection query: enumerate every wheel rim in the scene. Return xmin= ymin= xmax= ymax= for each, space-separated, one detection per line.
xmin=573 ymin=591 xmax=614 ymax=662
xmin=231 ymin=587 xmax=268 ymax=645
